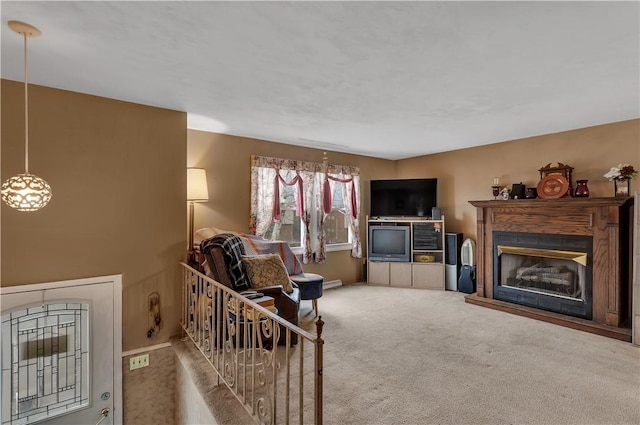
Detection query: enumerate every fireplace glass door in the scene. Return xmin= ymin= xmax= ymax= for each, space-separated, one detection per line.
xmin=498 ymin=246 xmax=587 ymax=302
xmin=493 ymin=231 xmax=593 ymax=320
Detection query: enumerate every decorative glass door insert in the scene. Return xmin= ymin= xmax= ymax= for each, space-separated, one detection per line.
xmin=1 ymin=302 xmax=90 ymax=425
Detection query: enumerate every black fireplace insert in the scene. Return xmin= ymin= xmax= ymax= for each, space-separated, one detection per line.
xmin=493 ymin=232 xmax=593 ymax=319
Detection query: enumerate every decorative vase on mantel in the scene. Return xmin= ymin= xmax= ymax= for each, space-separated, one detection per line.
xmin=614 ymin=177 xmax=630 ymax=197
xmin=574 ymin=180 xmax=589 ymax=198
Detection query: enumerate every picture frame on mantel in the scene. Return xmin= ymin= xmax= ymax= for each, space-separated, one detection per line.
xmin=510 ymin=183 xmax=525 ymax=199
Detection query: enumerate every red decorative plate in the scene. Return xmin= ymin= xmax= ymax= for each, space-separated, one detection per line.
xmin=537 ymin=175 xmax=569 ymax=199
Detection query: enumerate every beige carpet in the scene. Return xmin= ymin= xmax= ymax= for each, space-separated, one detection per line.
xmin=183 ymin=284 xmax=640 ymax=424
xmin=294 ymin=284 xmax=640 ymax=425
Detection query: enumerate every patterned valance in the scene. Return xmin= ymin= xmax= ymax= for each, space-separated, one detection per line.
xmin=251 ymin=155 xmax=360 ymax=176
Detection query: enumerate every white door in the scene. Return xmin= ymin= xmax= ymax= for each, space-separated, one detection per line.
xmin=1 ymin=275 xmax=122 ymax=425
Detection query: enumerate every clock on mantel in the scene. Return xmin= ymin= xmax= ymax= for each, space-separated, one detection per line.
xmin=538 ymin=162 xmax=574 ymax=197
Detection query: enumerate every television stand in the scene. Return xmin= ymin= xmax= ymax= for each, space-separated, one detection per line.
xmin=367 ymin=216 xmax=445 ymax=289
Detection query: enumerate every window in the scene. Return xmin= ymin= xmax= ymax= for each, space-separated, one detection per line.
xmin=316 ymin=182 xmax=351 ymax=246
xmin=262 ymin=169 xmax=302 ymax=248
xmin=249 ymin=155 xmax=361 ymax=264
xmin=264 ymin=179 xmax=350 ymax=249
xmin=327 ymin=184 xmax=348 ymax=246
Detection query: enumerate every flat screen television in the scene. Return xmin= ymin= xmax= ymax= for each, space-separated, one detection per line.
xmin=368 ymin=225 xmax=411 ymax=262
xmin=370 ymin=178 xmax=437 ymax=217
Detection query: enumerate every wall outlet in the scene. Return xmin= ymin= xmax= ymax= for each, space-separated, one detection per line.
xmin=129 ymin=353 xmax=149 ymax=370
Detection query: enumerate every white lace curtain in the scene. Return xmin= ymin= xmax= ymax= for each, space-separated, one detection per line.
xmin=249 ymin=155 xmax=361 ymax=263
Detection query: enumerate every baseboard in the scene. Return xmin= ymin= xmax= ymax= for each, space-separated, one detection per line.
xmin=122 ymin=342 xmax=172 ymax=357
xmin=324 ymin=279 xmax=342 ymax=290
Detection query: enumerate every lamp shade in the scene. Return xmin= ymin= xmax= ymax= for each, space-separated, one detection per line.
xmin=187 ymin=168 xmax=209 ymax=202
xmin=1 ymin=173 xmax=52 ymax=211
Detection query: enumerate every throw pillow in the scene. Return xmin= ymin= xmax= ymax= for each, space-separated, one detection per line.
xmin=241 ymin=254 xmax=294 ymax=293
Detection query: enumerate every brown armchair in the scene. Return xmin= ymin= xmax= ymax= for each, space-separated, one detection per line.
xmin=199 ymin=233 xmax=300 ymax=345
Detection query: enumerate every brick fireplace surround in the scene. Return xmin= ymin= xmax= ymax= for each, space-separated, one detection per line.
xmin=468 ymin=197 xmax=634 ymax=342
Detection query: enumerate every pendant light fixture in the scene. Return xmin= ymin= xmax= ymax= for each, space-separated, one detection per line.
xmin=1 ymin=21 xmax=52 ymax=212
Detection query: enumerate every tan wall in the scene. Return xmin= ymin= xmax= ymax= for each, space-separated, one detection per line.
xmin=397 ymin=120 xmax=640 ymax=239
xmin=1 ymin=80 xmax=186 ymax=351
xmin=187 ymin=129 xmax=396 ymax=283
xmin=188 ymin=121 xmax=640 ymax=281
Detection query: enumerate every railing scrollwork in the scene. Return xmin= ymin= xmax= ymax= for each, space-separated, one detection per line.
xmin=180 ymin=262 xmax=323 ymax=424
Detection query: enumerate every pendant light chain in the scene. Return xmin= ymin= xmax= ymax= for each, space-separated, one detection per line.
xmin=24 ymin=31 xmax=29 ymax=174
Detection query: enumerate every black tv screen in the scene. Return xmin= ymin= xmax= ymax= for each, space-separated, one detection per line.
xmin=370 ymin=178 xmax=437 ymax=217
xmin=368 ymin=226 xmax=411 ymax=262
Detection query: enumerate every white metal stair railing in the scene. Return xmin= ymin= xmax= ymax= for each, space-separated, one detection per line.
xmin=180 ymin=262 xmax=324 ymax=425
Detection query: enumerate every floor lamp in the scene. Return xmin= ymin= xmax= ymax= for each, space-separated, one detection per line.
xmin=187 ymin=168 xmax=209 ymax=265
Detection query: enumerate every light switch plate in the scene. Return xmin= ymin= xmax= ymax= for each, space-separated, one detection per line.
xmin=129 ymin=353 xmax=149 ymax=370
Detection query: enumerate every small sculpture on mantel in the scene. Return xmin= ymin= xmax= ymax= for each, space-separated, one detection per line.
xmin=538 ymin=162 xmax=574 ymax=197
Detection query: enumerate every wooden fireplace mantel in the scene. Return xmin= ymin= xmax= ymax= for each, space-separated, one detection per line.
xmin=468 ymin=197 xmax=634 ymax=341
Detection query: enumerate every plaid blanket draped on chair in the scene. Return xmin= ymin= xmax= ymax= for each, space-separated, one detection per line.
xmin=200 ymin=233 xmax=251 ymax=291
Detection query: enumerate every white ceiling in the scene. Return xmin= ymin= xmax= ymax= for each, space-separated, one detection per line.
xmin=1 ymin=1 xmax=638 ymax=160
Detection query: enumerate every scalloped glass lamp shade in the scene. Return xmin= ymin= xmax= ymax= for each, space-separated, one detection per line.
xmin=1 ymin=173 xmax=52 ymax=211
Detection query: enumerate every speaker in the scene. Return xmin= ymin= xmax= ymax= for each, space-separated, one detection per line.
xmin=431 ymin=207 xmax=441 ymax=220
xmin=444 ymin=232 xmax=463 ymax=291
xmin=445 ymin=233 xmax=463 ymax=266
